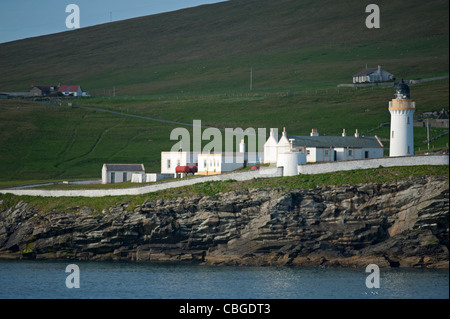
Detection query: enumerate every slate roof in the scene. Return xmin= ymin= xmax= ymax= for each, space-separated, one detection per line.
xmin=104 ymin=164 xmax=145 ymax=171
xmin=352 ymin=67 xmax=378 ymax=77
xmin=290 ymin=135 xmax=383 ymax=149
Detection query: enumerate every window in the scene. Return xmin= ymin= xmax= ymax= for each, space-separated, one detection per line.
xmin=407 ymin=146 xmax=410 ymax=154
xmin=167 ymin=159 xmax=171 ymax=169
xmin=348 ymin=149 xmax=353 ymax=156
xmin=307 ymin=150 xmax=310 ymax=155
xmin=324 ymin=150 xmax=329 ymax=156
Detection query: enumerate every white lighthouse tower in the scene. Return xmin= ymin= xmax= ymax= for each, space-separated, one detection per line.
xmin=389 ymin=79 xmax=415 ymax=157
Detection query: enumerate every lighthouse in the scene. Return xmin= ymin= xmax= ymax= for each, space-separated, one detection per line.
xmin=389 ymin=79 xmax=415 ymax=157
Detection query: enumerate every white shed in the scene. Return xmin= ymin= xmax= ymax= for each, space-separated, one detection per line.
xmin=102 ymin=164 xmax=145 ymax=184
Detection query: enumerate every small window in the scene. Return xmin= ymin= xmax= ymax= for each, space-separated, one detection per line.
xmin=306 ymin=150 xmax=310 ymax=155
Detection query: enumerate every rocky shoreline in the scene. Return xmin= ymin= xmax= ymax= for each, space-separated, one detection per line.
xmin=0 ymin=175 xmax=448 ymax=268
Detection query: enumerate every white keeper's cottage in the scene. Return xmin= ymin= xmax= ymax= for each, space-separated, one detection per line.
xmin=264 ymin=128 xmax=384 ymax=164
xmin=352 ymin=65 xmax=394 ymax=83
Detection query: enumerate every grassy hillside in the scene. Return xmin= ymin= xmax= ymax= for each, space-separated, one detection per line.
xmin=0 ymin=79 xmax=448 ymax=185
xmin=0 ymin=0 xmax=448 ymax=185
xmin=0 ymin=0 xmax=448 ymax=93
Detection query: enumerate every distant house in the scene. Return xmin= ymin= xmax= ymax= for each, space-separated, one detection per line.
xmin=29 ymin=85 xmax=58 ymax=97
xmin=102 ymin=164 xmax=145 ymax=184
xmin=58 ymin=85 xmax=86 ymax=97
xmin=352 ymin=65 xmax=394 ymax=83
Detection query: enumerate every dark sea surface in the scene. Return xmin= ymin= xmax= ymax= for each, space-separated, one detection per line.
xmin=0 ymin=260 xmax=448 ymax=299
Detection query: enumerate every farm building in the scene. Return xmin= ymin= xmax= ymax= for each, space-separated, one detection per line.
xmin=264 ymin=128 xmax=384 ymax=163
xmin=352 ymin=65 xmax=394 ymax=83
xmin=102 ymin=164 xmax=145 ymax=184
xmin=29 ymin=85 xmax=58 ymax=97
xmin=58 ymin=85 xmax=87 ymax=97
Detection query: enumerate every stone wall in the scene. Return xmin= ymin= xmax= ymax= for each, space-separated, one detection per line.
xmin=298 ymin=155 xmax=448 ymax=175
xmin=0 ymin=167 xmax=283 ymax=198
xmin=0 ymin=155 xmax=447 ymax=197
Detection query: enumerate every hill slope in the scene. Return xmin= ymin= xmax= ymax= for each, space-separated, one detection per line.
xmin=0 ymin=0 xmax=448 ymax=93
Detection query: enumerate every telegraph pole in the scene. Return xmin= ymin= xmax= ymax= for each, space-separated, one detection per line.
xmin=427 ymin=119 xmax=430 ymax=150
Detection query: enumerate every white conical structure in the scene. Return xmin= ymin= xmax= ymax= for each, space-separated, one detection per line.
xmin=389 ymin=80 xmax=415 ymax=157
xmin=277 ymin=127 xmax=291 ymax=154
xmin=264 ymin=128 xmax=279 ymax=164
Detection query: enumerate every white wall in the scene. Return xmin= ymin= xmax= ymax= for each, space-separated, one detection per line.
xmin=1 ymin=167 xmax=283 ymax=197
xmin=2 ymin=156 xmax=447 ymax=198
xmin=298 ymin=155 xmax=448 ymax=175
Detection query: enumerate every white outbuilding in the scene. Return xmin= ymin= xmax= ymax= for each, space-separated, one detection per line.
xmin=102 ymin=164 xmax=145 ymax=184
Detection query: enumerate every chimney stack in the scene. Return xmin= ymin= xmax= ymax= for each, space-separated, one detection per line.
xmin=310 ymin=128 xmax=319 ymax=137
xmin=239 ymin=139 xmax=246 ymax=153
xmin=355 ymin=129 xmax=359 ymax=138
xmin=342 ymin=129 xmax=346 ymax=137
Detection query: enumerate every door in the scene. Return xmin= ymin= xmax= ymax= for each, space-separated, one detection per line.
xmin=111 ymin=172 xmax=115 ymax=184
xmin=123 ymin=172 xmax=127 ymax=182
xmin=365 ymin=151 xmax=369 ymax=159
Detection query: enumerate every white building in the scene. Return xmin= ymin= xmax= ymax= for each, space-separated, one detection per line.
xmin=197 ymin=150 xmax=263 ymax=175
xmin=58 ymin=85 xmax=86 ymax=97
xmin=352 ymin=65 xmax=394 ymax=83
xmin=160 ymin=151 xmax=200 ymax=175
xmin=197 ymin=153 xmax=245 ymax=175
xmin=161 ymin=140 xmax=263 ymax=177
xmin=264 ymin=128 xmax=384 ymax=164
xmin=389 ymin=80 xmax=415 ymax=157
xmin=102 ymin=164 xmax=145 ymax=184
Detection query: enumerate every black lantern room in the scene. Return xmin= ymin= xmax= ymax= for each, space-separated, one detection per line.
xmin=394 ymin=79 xmax=410 ymax=99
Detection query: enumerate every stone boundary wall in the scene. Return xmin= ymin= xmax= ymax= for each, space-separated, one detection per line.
xmin=298 ymin=155 xmax=449 ymax=175
xmin=1 ymin=155 xmax=448 ymax=198
xmin=0 ymin=167 xmax=283 ymax=198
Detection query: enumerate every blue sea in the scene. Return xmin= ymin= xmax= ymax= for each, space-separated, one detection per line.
xmin=0 ymin=260 xmax=448 ymax=299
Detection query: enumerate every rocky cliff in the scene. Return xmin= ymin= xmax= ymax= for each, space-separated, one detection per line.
xmin=0 ymin=175 xmax=448 ymax=268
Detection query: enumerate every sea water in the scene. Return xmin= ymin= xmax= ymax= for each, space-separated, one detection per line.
xmin=0 ymin=260 xmax=448 ymax=299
